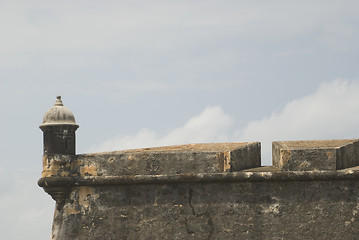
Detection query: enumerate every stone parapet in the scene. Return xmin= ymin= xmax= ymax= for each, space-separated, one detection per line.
xmin=75 ymin=142 xmax=261 ymax=177
xmin=272 ymin=139 xmax=359 ymax=171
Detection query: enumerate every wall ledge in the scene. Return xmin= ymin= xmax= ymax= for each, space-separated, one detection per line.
xmin=38 ymin=168 xmax=359 ymax=187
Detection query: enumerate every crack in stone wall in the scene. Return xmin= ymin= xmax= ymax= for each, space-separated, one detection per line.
xmin=187 ymin=188 xmax=215 ymax=239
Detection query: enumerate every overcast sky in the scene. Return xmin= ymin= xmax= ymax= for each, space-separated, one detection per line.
xmin=1 ymin=1 xmax=359 ymax=239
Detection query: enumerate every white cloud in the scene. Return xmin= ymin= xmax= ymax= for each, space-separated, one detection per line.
xmin=92 ymin=79 xmax=359 ymax=166
xmin=161 ymin=106 xmax=234 ymax=144
xmin=89 ymin=106 xmax=233 ymax=152
xmin=239 ymin=79 xmax=359 ymax=164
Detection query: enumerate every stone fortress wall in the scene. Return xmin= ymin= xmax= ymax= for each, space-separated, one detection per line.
xmin=38 ymin=97 xmax=359 ymax=240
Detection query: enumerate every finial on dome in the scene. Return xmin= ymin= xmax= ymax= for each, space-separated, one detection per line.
xmin=54 ymin=95 xmax=63 ymax=106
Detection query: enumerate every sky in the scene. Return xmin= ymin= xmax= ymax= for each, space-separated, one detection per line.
xmin=1 ymin=1 xmax=359 ymax=239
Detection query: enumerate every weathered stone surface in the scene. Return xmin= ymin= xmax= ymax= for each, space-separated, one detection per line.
xmin=41 ymin=155 xmax=74 ymax=178
xmin=51 ymin=178 xmax=359 ymax=240
xmin=272 ymin=139 xmax=359 ymax=171
xmin=76 ymin=142 xmax=261 ymax=176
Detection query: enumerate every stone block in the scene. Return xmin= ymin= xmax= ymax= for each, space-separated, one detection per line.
xmin=76 ymin=142 xmax=261 ymax=176
xmin=272 ymin=139 xmax=359 ymax=171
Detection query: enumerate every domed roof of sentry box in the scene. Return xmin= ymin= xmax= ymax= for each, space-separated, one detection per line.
xmin=40 ymin=96 xmax=79 ymax=129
